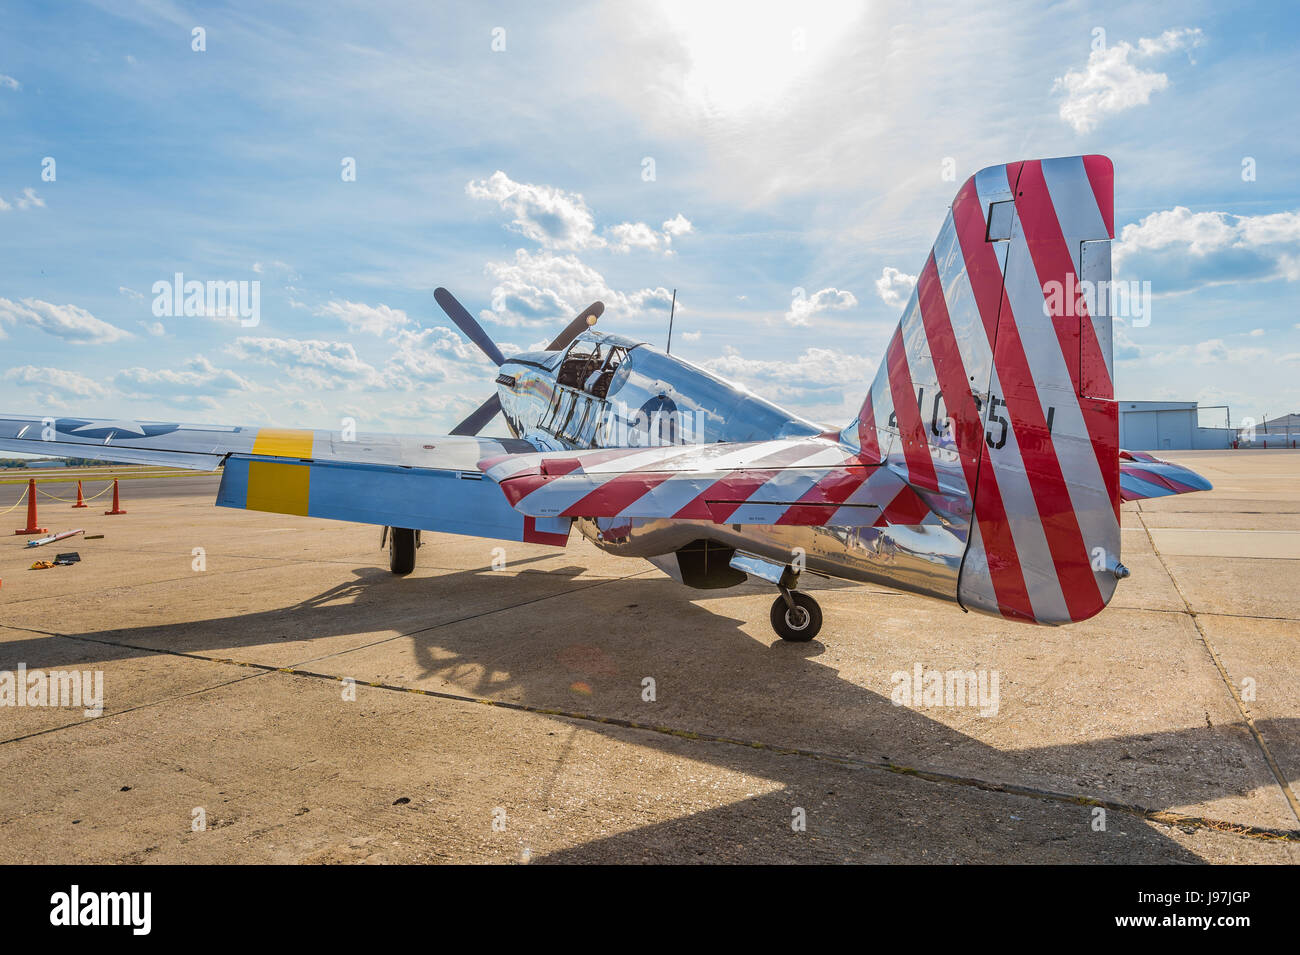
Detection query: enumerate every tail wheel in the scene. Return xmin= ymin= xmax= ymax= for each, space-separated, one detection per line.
xmin=388 ymin=527 xmax=417 ymax=575
xmin=770 ymin=592 xmax=822 ymax=642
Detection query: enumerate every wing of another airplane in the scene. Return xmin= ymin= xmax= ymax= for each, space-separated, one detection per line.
xmin=0 ymin=414 xmax=572 ymax=545
xmin=480 ymin=437 xmax=934 ymax=528
xmin=1118 ymin=450 xmax=1214 ymax=501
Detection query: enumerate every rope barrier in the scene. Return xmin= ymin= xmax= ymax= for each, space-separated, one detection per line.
xmin=0 ymin=484 xmax=29 ymax=515
xmin=35 ymin=483 xmax=114 ymax=503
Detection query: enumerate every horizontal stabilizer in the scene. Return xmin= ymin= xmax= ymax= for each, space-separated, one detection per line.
xmin=481 ymin=438 xmax=934 ymax=528
xmin=1118 ymin=451 xmax=1213 ymax=501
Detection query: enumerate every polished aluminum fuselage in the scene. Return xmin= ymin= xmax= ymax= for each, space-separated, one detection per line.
xmin=494 ymin=331 xmax=969 ymax=604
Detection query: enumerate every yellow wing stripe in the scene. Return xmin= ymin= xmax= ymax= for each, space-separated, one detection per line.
xmin=245 ymin=460 xmax=310 ymax=517
xmin=252 ymin=428 xmax=315 ymax=459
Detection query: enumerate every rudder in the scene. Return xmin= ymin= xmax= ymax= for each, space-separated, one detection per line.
xmin=843 ymin=156 xmax=1120 ymax=625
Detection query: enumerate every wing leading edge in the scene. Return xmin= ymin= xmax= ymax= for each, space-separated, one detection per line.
xmin=0 ymin=414 xmax=571 ymax=546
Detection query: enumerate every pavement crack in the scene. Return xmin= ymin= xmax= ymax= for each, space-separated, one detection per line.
xmin=284 ymin=568 xmax=659 ymax=670
xmin=1136 ymin=509 xmax=1300 ymax=826
xmin=0 ymin=664 xmax=273 ymax=746
xmin=262 ymin=663 xmax=1300 ymax=843
xmin=8 ymin=529 xmax=1296 ymax=847
xmin=6 ymin=612 xmax=1297 ymax=843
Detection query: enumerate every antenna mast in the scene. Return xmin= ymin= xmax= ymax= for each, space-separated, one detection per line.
xmin=666 ymin=288 xmax=677 ymax=354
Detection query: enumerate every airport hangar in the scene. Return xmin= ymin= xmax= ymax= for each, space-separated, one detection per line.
xmin=1118 ymin=400 xmax=1236 ymax=451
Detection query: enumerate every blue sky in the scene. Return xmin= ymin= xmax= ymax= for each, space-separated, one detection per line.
xmin=2 ymin=0 xmax=1298 ymax=434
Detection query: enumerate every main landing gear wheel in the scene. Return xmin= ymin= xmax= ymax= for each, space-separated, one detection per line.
xmin=388 ymin=527 xmax=417 ymax=575
xmin=770 ymin=591 xmax=822 ymax=642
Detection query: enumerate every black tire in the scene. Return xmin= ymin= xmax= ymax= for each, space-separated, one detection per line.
xmin=770 ymin=592 xmax=822 ymax=642
xmin=388 ymin=527 xmax=417 ymax=575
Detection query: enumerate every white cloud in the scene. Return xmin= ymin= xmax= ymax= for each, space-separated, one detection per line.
xmin=1114 ymin=206 xmax=1300 ymax=290
xmin=0 ymin=74 xmax=18 ymax=91
xmin=699 ymin=344 xmax=874 ymax=422
xmin=786 ymin=287 xmax=857 ymax=326
xmin=1138 ymin=28 xmax=1206 ymax=58
xmin=251 ymin=260 xmax=299 ymax=280
xmin=385 ymin=392 xmax=481 ymax=422
xmin=468 ymin=171 xmax=691 ymax=255
xmin=1146 ymin=338 xmax=1270 ymax=367
xmin=4 ymin=365 xmax=107 ymax=398
xmin=662 ymin=213 xmax=693 ymax=238
xmin=283 ymin=397 xmax=329 ymax=418
xmin=384 ymin=325 xmax=494 ymax=387
xmin=480 ymin=249 xmax=673 ymax=327
xmin=316 ymin=300 xmax=410 ymax=336
xmin=605 ymin=220 xmax=663 ymax=253
xmin=0 ymin=297 xmax=130 ymax=344
xmin=0 ymin=188 xmax=45 ymax=212
xmin=1113 ymin=325 xmax=1143 ymax=362
xmin=874 ymin=267 xmax=917 ymax=309
xmin=467 ymin=171 xmax=603 ymax=250
xmin=15 ymin=187 xmax=45 ymax=209
xmin=606 ymin=213 xmax=694 ymax=254
xmin=227 ymin=337 xmax=380 ymax=389
xmin=1053 ymin=28 xmax=1204 ymax=134
xmin=118 ymin=286 xmax=144 ymax=301
xmin=113 ymin=355 xmax=255 ymax=404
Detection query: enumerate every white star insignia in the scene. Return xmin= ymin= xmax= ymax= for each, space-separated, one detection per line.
xmin=71 ymin=419 xmax=148 ymax=436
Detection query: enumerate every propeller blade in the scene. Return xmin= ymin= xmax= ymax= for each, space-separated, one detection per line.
xmin=441 ymin=296 xmax=602 ymax=436
xmin=546 ymin=301 xmax=604 ymax=350
xmin=435 ymin=287 xmax=507 ymax=367
xmin=450 ymin=394 xmax=503 ymax=436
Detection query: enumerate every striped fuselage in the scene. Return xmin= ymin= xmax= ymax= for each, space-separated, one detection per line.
xmin=494 ymin=156 xmax=1123 ymax=625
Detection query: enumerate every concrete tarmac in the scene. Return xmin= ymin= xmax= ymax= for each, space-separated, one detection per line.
xmin=0 ymin=453 xmax=1296 ymax=863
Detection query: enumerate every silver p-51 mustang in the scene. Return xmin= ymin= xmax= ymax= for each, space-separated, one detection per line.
xmin=1 ymin=155 xmax=1210 ymax=641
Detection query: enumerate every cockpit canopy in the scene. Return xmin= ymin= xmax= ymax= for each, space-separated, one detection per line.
xmin=503 ymin=331 xmax=641 ymax=400
xmin=556 ymin=340 xmax=628 ymax=400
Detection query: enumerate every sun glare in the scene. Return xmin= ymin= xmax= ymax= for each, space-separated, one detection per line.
xmin=658 ymin=0 xmax=864 ymax=114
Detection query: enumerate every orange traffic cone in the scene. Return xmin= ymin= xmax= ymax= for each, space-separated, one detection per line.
xmin=14 ymin=479 xmax=47 ymax=535
xmin=72 ymin=480 xmax=88 ymax=508
xmin=104 ymin=479 xmax=127 ymax=516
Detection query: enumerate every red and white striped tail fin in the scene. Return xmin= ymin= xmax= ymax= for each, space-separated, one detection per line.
xmin=844 ymin=155 xmax=1120 ymax=625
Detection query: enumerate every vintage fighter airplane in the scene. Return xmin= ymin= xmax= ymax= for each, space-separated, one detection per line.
xmin=1 ymin=155 xmax=1211 ymax=641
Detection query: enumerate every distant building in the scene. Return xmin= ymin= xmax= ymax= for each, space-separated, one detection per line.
xmin=1118 ymin=400 xmax=1235 ymax=451
xmin=1239 ymin=412 xmax=1300 ymax=448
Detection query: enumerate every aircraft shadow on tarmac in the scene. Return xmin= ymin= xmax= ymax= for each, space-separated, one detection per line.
xmin=4 ymin=557 xmax=1294 ymax=863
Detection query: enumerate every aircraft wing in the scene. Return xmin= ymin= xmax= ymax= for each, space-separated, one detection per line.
xmin=480 ymin=437 xmax=932 ymax=527
xmin=0 ymin=414 xmax=571 ymax=545
xmin=1118 ymin=450 xmax=1213 ymax=502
